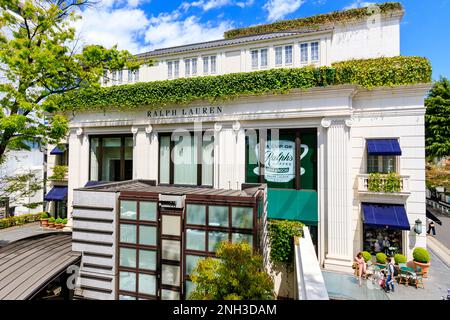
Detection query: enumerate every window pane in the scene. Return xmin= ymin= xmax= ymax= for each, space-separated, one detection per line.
xmin=300 ymin=43 xmax=308 ymax=63
xmin=260 ymin=49 xmax=268 ymax=67
xmin=174 ymin=60 xmax=179 ymax=78
xmin=232 ymin=233 xmax=253 ymax=246
xmin=232 ymin=207 xmax=253 ymax=229
xmin=120 ymin=200 xmax=137 ymax=220
xmin=89 ymin=138 xmax=100 ymax=181
xmin=173 ymin=133 xmax=197 ymax=185
xmin=162 ymin=215 xmax=181 ymax=236
xmin=285 ymin=45 xmax=293 ymax=64
xmin=162 ymin=239 xmax=181 ymax=261
xmin=311 ymin=42 xmax=319 ymax=61
xmin=245 ymin=130 xmax=259 ymax=183
xmin=186 ymin=229 xmax=206 ymax=251
xmin=275 ymin=47 xmax=282 ymax=65
xmin=120 ymin=224 xmax=136 ymax=244
xmin=185 ymin=280 xmax=196 ymax=299
xmin=139 ymin=250 xmax=156 ymax=270
xmin=128 ymin=70 xmax=133 ymax=83
xmin=185 ymin=255 xmax=203 ymax=275
xmin=101 ymin=137 xmax=121 ymax=181
xmin=208 ymin=205 xmax=229 ymax=227
xmin=192 ymin=58 xmax=197 ymax=75
xmin=367 ymin=155 xmax=379 ymax=173
xmin=139 ymin=225 xmax=156 ymax=246
xmin=186 ymin=204 xmax=206 ymax=225
xmin=202 ymin=133 xmax=214 ymax=186
xmin=119 ymin=247 xmax=136 ymax=268
xmin=162 ymin=264 xmax=180 ymax=286
xmin=210 ymin=56 xmax=216 ymax=73
xmin=139 ymin=274 xmax=156 ymax=295
xmin=119 ymin=295 xmax=136 ymax=300
xmin=264 ymin=132 xmax=296 ymax=189
xmin=161 ymin=290 xmax=180 ymax=300
xmin=203 ymin=56 xmax=209 ymax=73
xmin=208 ymin=231 xmax=228 ymax=252
xmin=140 ymin=202 xmax=157 ymax=221
xmin=124 ymin=137 xmax=133 ymax=180
xmin=119 ymin=271 xmax=136 ymax=292
xmin=299 ymin=131 xmax=317 ymax=190
xmin=185 ymin=59 xmax=190 ymax=76
xmin=134 ymin=69 xmax=139 ymax=82
xmin=168 ymin=61 xmax=173 ymax=78
xmin=159 ymin=135 xmax=170 ymax=184
xmin=251 ymin=50 xmax=258 ymax=68
xmin=383 ymin=156 xmax=396 ymax=173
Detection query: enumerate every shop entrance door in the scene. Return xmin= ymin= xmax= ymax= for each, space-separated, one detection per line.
xmin=158 ymin=207 xmax=183 ymax=300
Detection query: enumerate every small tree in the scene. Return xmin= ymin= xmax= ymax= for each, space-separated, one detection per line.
xmin=189 ymin=241 xmax=275 ymax=300
xmin=425 ymin=77 xmax=450 ymax=159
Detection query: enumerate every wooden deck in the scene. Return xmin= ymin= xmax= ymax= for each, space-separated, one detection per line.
xmin=0 ymin=233 xmax=81 ymax=300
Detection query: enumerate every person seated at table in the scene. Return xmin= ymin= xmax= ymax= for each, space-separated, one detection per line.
xmin=354 ymin=252 xmax=367 ymax=287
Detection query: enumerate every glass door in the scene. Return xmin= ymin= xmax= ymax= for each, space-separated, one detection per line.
xmin=158 ymin=208 xmax=183 ymax=300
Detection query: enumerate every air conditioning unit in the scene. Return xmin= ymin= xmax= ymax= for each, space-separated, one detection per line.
xmin=158 ymin=194 xmax=185 ymax=209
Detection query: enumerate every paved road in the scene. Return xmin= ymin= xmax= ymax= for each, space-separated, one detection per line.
xmin=0 ymin=222 xmax=58 ymax=247
xmin=426 ymin=212 xmax=450 ymax=249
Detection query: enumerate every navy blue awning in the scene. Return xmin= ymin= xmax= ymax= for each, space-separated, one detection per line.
xmin=362 ymin=203 xmax=410 ymax=230
xmin=44 ymin=187 xmax=68 ymax=201
xmin=367 ymin=139 xmax=401 ymax=156
xmin=50 ymin=146 xmax=65 ymax=155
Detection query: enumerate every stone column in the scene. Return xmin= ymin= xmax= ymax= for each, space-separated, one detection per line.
xmin=65 ymin=127 xmax=87 ymax=230
xmin=322 ymin=118 xmax=354 ymax=272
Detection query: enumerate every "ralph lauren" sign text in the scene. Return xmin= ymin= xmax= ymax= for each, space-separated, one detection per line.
xmin=147 ymin=106 xmax=223 ymax=118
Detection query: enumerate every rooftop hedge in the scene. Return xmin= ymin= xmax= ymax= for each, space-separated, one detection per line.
xmin=56 ymin=56 xmax=431 ymax=112
xmin=224 ymin=2 xmax=403 ymax=39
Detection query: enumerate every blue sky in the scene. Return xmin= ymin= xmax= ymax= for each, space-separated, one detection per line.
xmin=75 ymin=0 xmax=449 ymax=79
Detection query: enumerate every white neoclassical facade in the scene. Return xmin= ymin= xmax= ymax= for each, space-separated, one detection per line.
xmin=48 ymin=4 xmax=431 ymax=274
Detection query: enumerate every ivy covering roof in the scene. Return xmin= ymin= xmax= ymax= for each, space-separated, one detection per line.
xmin=55 ymin=56 xmax=431 ymax=113
xmin=224 ymin=2 xmax=403 ymax=39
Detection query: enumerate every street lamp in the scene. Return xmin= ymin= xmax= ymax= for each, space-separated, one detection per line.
xmin=414 ymin=219 xmax=422 ymax=235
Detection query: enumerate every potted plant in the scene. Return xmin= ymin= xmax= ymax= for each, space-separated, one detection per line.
xmin=394 ymin=253 xmax=407 ymax=265
xmin=62 ymin=218 xmax=68 ymax=226
xmin=412 ymin=247 xmax=431 ymax=277
xmin=40 ymin=212 xmax=49 ymax=227
xmin=375 ymin=252 xmax=387 ymax=265
xmin=55 ymin=218 xmax=64 ymax=229
xmin=48 ymin=216 xmax=56 ymax=228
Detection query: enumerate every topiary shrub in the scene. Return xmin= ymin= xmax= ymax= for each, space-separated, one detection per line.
xmin=413 ymin=247 xmax=430 ymax=263
xmin=55 ymin=218 xmax=63 ymax=224
xmin=394 ymin=254 xmax=407 ymax=264
xmin=40 ymin=212 xmax=49 ymax=219
xmin=62 ymin=218 xmax=68 ymax=225
xmin=48 ymin=217 xmax=55 ymax=223
xmin=376 ymin=252 xmax=387 ymax=264
xmin=362 ymin=251 xmax=372 ymax=262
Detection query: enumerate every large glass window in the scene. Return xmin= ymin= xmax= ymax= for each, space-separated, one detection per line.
xmin=311 ymin=41 xmax=319 ymax=62
xmin=89 ymin=135 xmax=133 ymax=182
xmin=363 ymin=225 xmax=402 ymax=256
xmin=367 ymin=155 xmax=397 ymax=173
xmin=285 ymin=45 xmax=293 ymax=64
xmin=158 ymin=132 xmax=214 ymax=186
xmin=192 ymin=58 xmax=198 ymax=75
xmin=300 ymin=43 xmax=308 ymax=63
xmin=275 ymin=46 xmax=283 ymax=65
xmin=210 ymin=56 xmax=217 ymax=74
xmin=260 ymin=49 xmax=268 ymax=67
xmin=251 ymin=50 xmax=258 ymax=68
xmin=245 ymin=129 xmax=317 ymax=190
xmin=184 ymin=59 xmax=190 ymax=77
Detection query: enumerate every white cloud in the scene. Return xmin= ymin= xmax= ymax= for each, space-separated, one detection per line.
xmin=180 ymin=0 xmax=254 ymax=11
xmin=145 ymin=14 xmax=233 ymax=50
xmin=74 ymin=6 xmax=151 ymax=54
xmin=344 ymin=0 xmax=375 ymax=10
xmin=263 ymin=0 xmax=305 ymax=22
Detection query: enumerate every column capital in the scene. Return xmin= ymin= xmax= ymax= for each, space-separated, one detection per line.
xmin=214 ymin=123 xmax=222 ymax=132
xmin=320 ymin=118 xmax=332 ymax=128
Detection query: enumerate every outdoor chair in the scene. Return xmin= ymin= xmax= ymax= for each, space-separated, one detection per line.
xmin=397 ymin=267 xmax=410 ymax=286
xmin=410 ymin=266 xmax=425 ymax=289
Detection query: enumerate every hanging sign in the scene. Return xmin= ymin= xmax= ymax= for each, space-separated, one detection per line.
xmin=253 ymin=140 xmax=309 ymax=183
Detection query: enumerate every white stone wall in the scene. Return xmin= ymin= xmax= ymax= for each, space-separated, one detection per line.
xmin=104 ymin=14 xmax=401 ymax=85
xmin=65 ymin=84 xmax=430 ymax=270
